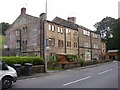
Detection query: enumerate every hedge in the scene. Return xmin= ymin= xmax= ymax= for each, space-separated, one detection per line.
xmin=1 ymin=56 xmax=44 ymax=66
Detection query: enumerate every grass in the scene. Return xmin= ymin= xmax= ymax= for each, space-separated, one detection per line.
xmin=0 ymin=35 xmax=6 ymax=49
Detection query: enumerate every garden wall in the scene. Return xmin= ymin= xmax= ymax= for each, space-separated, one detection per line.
xmin=20 ymin=65 xmax=45 ymax=76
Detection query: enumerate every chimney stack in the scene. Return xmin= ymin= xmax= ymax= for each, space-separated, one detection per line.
xmin=39 ymin=13 xmax=47 ymax=20
xmin=21 ymin=7 xmax=26 ymax=14
xmin=67 ymin=17 xmax=76 ymax=24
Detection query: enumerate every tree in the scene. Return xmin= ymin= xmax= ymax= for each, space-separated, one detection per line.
xmin=94 ymin=17 xmax=116 ymax=51
xmin=111 ymin=18 xmax=120 ymax=50
xmin=112 ymin=18 xmax=120 ymax=60
xmin=94 ymin=16 xmax=116 ymax=40
xmin=0 ymin=22 xmax=10 ymax=35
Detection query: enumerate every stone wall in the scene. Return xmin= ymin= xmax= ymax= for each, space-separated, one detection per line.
xmin=48 ymin=63 xmax=81 ymax=69
xmin=19 ymin=65 xmax=45 ymax=76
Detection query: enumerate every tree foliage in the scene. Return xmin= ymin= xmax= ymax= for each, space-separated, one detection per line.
xmin=111 ymin=18 xmax=120 ymax=50
xmin=94 ymin=17 xmax=120 ymax=51
xmin=0 ymin=22 xmax=10 ymax=35
xmin=94 ymin=16 xmax=116 ymax=39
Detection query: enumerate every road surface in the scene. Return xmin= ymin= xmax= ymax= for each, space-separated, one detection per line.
xmin=11 ymin=61 xmax=119 ymax=89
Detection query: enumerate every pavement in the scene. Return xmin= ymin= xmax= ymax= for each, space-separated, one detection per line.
xmin=18 ymin=61 xmax=115 ymax=80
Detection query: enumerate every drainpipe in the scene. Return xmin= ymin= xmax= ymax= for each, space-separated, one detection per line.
xmin=90 ymin=31 xmax=92 ymax=60
xmin=64 ymin=28 xmax=67 ymax=53
xmin=19 ymin=29 xmax=22 ymax=56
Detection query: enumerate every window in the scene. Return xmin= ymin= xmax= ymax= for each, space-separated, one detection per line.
xmin=103 ymin=50 xmax=104 ymax=52
xmin=58 ymin=26 xmax=63 ymax=33
xmin=49 ymin=24 xmax=55 ymax=31
xmin=67 ymin=41 xmax=71 ymax=47
xmin=58 ymin=40 xmax=63 ymax=47
xmin=1 ymin=62 xmax=9 ymax=70
xmin=58 ymin=27 xmax=60 ymax=33
xmin=84 ymin=42 xmax=89 ymax=47
xmin=60 ymin=28 xmax=63 ymax=33
xmin=94 ymin=44 xmax=98 ymax=49
xmin=25 ymin=40 xmax=27 ymax=45
xmin=93 ymin=33 xmax=98 ymax=38
xmin=22 ymin=27 xmax=28 ymax=34
xmin=83 ymin=30 xmax=90 ymax=36
xmin=66 ymin=28 xmax=69 ymax=34
xmin=52 ymin=25 xmax=55 ymax=31
xmin=49 ymin=24 xmax=51 ymax=30
xmin=23 ymin=27 xmax=25 ymax=33
xmin=68 ymin=29 xmax=71 ymax=33
xmin=16 ymin=42 xmax=20 ymax=48
xmin=22 ymin=40 xmax=27 ymax=45
xmin=49 ymin=38 xmax=52 ymax=46
xmin=66 ymin=28 xmax=71 ymax=34
xmin=24 ymin=27 xmax=28 ymax=33
xmin=58 ymin=40 xmax=60 ymax=47
xmin=73 ymin=31 xmax=77 ymax=36
xmin=74 ymin=42 xmax=77 ymax=48
xmin=48 ymin=38 xmax=55 ymax=46
xmin=61 ymin=40 xmax=63 ymax=47
xmin=16 ymin=30 xmax=20 ymax=36
xmin=22 ymin=41 xmax=25 ymax=44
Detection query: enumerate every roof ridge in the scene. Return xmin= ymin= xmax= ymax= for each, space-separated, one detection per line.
xmin=52 ymin=16 xmax=98 ymax=33
xmin=26 ymin=14 xmax=39 ymax=19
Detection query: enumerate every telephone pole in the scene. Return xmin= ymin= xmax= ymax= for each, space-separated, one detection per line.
xmin=44 ymin=0 xmax=48 ymax=72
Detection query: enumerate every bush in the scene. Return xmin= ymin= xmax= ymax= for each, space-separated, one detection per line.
xmin=32 ymin=57 xmax=44 ymax=65
xmin=1 ymin=56 xmax=44 ymax=66
xmin=49 ymin=54 xmax=60 ymax=65
xmin=49 ymin=55 xmax=56 ymax=64
xmin=77 ymin=56 xmax=85 ymax=66
xmin=67 ymin=55 xmax=77 ymax=62
xmin=1 ymin=56 xmax=19 ymax=66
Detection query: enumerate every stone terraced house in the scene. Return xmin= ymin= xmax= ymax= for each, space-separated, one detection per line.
xmin=6 ymin=7 xmax=105 ymax=60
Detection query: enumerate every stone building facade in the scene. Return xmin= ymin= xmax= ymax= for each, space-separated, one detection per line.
xmin=6 ymin=7 xmax=104 ymax=60
xmin=6 ymin=7 xmax=40 ymax=56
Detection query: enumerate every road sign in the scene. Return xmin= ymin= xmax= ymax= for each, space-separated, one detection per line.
xmin=46 ymin=46 xmax=50 ymax=52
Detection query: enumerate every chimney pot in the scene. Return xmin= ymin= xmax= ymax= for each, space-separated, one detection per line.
xmin=21 ymin=7 xmax=26 ymax=14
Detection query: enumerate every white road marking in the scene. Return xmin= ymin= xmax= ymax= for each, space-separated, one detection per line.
xmin=67 ymin=70 xmax=71 ymax=71
xmin=97 ymin=69 xmax=113 ymax=75
xmin=63 ymin=76 xmax=92 ymax=86
xmin=113 ymin=61 xmax=118 ymax=62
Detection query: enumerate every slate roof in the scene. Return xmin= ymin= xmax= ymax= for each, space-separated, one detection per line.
xmin=52 ymin=17 xmax=99 ymax=34
xmin=52 ymin=17 xmax=79 ymax=30
xmin=7 ymin=12 xmax=99 ymax=34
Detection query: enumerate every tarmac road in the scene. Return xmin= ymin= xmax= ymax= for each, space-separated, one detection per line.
xmin=11 ymin=61 xmax=119 ymax=89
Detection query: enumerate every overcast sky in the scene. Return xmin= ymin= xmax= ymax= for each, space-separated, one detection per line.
xmin=0 ymin=0 xmax=119 ymax=30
